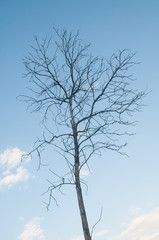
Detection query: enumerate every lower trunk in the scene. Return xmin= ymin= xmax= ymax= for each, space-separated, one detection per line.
xmin=71 ymin=114 xmax=91 ymax=240
xmin=75 ymin=174 xmax=91 ymax=240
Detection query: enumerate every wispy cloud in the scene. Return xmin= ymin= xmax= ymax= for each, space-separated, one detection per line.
xmin=72 ymin=229 xmax=108 ymax=240
xmin=94 ymin=229 xmax=108 ymax=237
xmin=114 ymin=207 xmax=159 ymax=240
xmin=72 ymin=236 xmax=84 ymax=240
xmin=129 ymin=207 xmax=141 ymax=216
xmin=0 ymin=148 xmax=30 ymax=189
xmin=18 ymin=218 xmax=45 ymax=240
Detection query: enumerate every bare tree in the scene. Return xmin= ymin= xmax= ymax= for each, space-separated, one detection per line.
xmin=20 ymin=28 xmax=145 ymax=240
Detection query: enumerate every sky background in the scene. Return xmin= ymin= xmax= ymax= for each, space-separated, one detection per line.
xmin=0 ymin=0 xmax=159 ymax=240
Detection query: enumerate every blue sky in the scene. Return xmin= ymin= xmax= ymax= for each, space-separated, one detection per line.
xmin=0 ymin=1 xmax=159 ymax=240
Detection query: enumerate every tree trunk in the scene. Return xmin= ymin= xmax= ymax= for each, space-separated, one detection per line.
xmin=74 ymin=134 xmax=91 ymax=240
xmin=75 ymin=164 xmax=91 ymax=240
xmin=70 ymin=97 xmax=91 ymax=240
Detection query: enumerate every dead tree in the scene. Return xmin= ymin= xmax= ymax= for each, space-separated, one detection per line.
xmin=21 ymin=28 xmax=145 ymax=240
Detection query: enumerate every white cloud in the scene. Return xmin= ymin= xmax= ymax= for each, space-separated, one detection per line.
xmin=0 ymin=148 xmax=30 ymax=189
xmin=18 ymin=218 xmax=45 ymax=240
xmin=144 ymin=232 xmax=159 ymax=240
xmin=115 ymin=207 xmax=159 ymax=240
xmin=71 ymin=166 xmax=90 ymax=183
xmin=0 ymin=148 xmax=30 ymax=169
xmin=80 ymin=166 xmax=91 ymax=178
xmin=0 ymin=166 xmax=30 ymax=188
xmin=121 ymin=207 xmax=141 ymax=227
